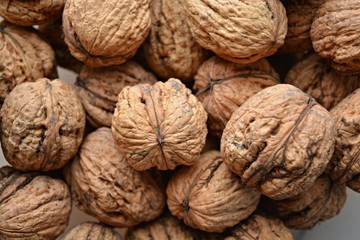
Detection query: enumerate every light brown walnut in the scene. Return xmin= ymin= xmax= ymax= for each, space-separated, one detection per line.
xmin=60 ymin=222 xmax=122 ymax=240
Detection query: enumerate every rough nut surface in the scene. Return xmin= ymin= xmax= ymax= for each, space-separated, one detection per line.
xmin=142 ymin=0 xmax=208 ymax=82
xmin=193 ymin=56 xmax=279 ymax=137
xmin=311 ymin=0 xmax=360 ymax=73
xmin=274 ymin=174 xmax=347 ymax=229
xmin=60 ymin=222 xmax=122 ymax=240
xmin=183 ymin=0 xmax=287 ymax=64
xmin=0 ymin=0 xmax=64 ymax=26
xmin=166 ymin=150 xmax=260 ymax=233
xmin=62 ymin=0 xmax=151 ymax=67
xmin=285 ymin=54 xmax=360 ymax=110
xmin=64 ymin=128 xmax=165 ymax=227
xmin=0 ymin=22 xmax=58 ymax=105
xmin=0 ymin=166 xmax=71 ymax=240
xmin=112 ymin=78 xmax=208 ymax=171
xmin=76 ymin=62 xmax=157 ymax=128
xmin=221 ymin=84 xmax=336 ymax=200
xmin=0 ymin=78 xmax=85 ymax=171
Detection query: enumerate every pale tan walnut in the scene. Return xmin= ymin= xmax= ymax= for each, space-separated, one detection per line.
xmin=166 ymin=150 xmax=260 ymax=233
xmin=311 ymin=0 xmax=360 ymax=73
xmin=112 ymin=78 xmax=207 ymax=171
xmin=142 ymin=0 xmax=208 ymax=82
xmin=0 ymin=166 xmax=71 ymax=240
xmin=285 ymin=54 xmax=360 ymax=110
xmin=183 ymin=0 xmax=287 ymax=64
xmin=0 ymin=0 xmax=64 ymax=26
xmin=221 ymin=84 xmax=336 ymax=200
xmin=0 ymin=78 xmax=85 ymax=171
xmin=62 ymin=0 xmax=151 ymax=67
xmin=64 ymin=127 xmax=165 ymax=227
xmin=273 ymin=174 xmax=347 ymax=229
xmin=193 ymin=56 xmax=279 ymax=137
xmin=0 ymin=22 xmax=58 ymax=105
xmin=76 ymin=62 xmax=157 ymax=128
xmin=60 ymin=222 xmax=122 ymax=240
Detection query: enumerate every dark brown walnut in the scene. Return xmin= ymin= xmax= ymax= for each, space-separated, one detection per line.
xmin=142 ymin=0 xmax=208 ymax=82
xmin=76 ymin=62 xmax=157 ymax=128
xmin=273 ymin=174 xmax=347 ymax=229
xmin=183 ymin=0 xmax=287 ymax=64
xmin=0 ymin=78 xmax=85 ymax=171
xmin=0 ymin=0 xmax=64 ymax=26
xmin=311 ymin=0 xmax=360 ymax=73
xmin=166 ymin=151 xmax=260 ymax=233
xmin=112 ymin=78 xmax=207 ymax=171
xmin=285 ymin=54 xmax=360 ymax=110
xmin=60 ymin=222 xmax=122 ymax=240
xmin=221 ymin=84 xmax=336 ymax=200
xmin=64 ymin=128 xmax=165 ymax=227
xmin=0 ymin=22 xmax=58 ymax=106
xmin=62 ymin=0 xmax=151 ymax=67
xmin=193 ymin=56 xmax=279 ymax=137
xmin=0 ymin=166 xmax=71 ymax=240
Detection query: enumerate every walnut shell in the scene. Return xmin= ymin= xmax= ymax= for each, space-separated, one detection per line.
xmin=112 ymin=78 xmax=208 ymax=171
xmin=311 ymin=0 xmax=360 ymax=73
xmin=183 ymin=0 xmax=287 ymax=64
xmin=273 ymin=174 xmax=347 ymax=229
xmin=62 ymin=0 xmax=151 ymax=67
xmin=60 ymin=222 xmax=122 ymax=240
xmin=193 ymin=56 xmax=279 ymax=137
xmin=221 ymin=84 xmax=336 ymax=200
xmin=0 ymin=0 xmax=64 ymax=26
xmin=0 ymin=22 xmax=58 ymax=105
xmin=0 ymin=166 xmax=71 ymax=240
xmin=76 ymin=62 xmax=157 ymax=128
xmin=285 ymin=53 xmax=360 ymax=110
xmin=142 ymin=0 xmax=208 ymax=82
xmin=166 ymin=150 xmax=260 ymax=233
xmin=0 ymin=78 xmax=85 ymax=171
xmin=64 ymin=127 xmax=165 ymax=227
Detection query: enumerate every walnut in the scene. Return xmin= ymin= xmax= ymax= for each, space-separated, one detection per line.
xmin=142 ymin=0 xmax=208 ymax=82
xmin=64 ymin=127 xmax=165 ymax=227
xmin=0 ymin=22 xmax=58 ymax=106
xmin=311 ymin=0 xmax=360 ymax=73
xmin=0 ymin=78 xmax=85 ymax=171
xmin=112 ymin=78 xmax=207 ymax=171
xmin=221 ymin=84 xmax=336 ymax=200
xmin=166 ymin=151 xmax=260 ymax=233
xmin=0 ymin=166 xmax=71 ymax=240
xmin=273 ymin=174 xmax=347 ymax=229
xmin=0 ymin=0 xmax=64 ymax=26
xmin=76 ymin=62 xmax=157 ymax=128
xmin=60 ymin=222 xmax=122 ymax=240
xmin=183 ymin=0 xmax=287 ymax=64
xmin=285 ymin=54 xmax=360 ymax=110
xmin=193 ymin=56 xmax=279 ymax=137
xmin=62 ymin=0 xmax=151 ymax=67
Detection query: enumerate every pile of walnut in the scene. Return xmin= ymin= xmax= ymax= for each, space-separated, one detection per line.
xmin=0 ymin=0 xmax=359 ymax=239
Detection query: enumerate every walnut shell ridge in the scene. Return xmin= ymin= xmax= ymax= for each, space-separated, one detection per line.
xmin=221 ymin=84 xmax=336 ymax=200
xmin=60 ymin=222 xmax=122 ymax=240
xmin=112 ymin=78 xmax=208 ymax=171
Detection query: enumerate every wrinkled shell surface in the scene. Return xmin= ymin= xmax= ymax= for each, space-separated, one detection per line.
xmin=311 ymin=0 xmax=360 ymax=73
xmin=183 ymin=0 xmax=287 ymax=64
xmin=166 ymin=150 xmax=260 ymax=233
xmin=285 ymin=54 xmax=360 ymax=110
xmin=0 ymin=78 xmax=85 ymax=171
xmin=112 ymin=78 xmax=207 ymax=171
xmin=60 ymin=222 xmax=122 ymax=240
xmin=221 ymin=84 xmax=336 ymax=200
xmin=274 ymin=174 xmax=347 ymax=229
xmin=65 ymin=128 xmax=165 ymax=227
xmin=0 ymin=166 xmax=71 ymax=240
xmin=62 ymin=0 xmax=151 ymax=67
xmin=193 ymin=56 xmax=279 ymax=137
xmin=76 ymin=62 xmax=157 ymax=128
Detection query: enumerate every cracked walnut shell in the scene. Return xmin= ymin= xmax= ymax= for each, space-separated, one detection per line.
xmin=0 ymin=78 xmax=85 ymax=171
xmin=221 ymin=84 xmax=336 ymax=200
xmin=112 ymin=78 xmax=207 ymax=171
xmin=60 ymin=222 xmax=122 ymax=240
